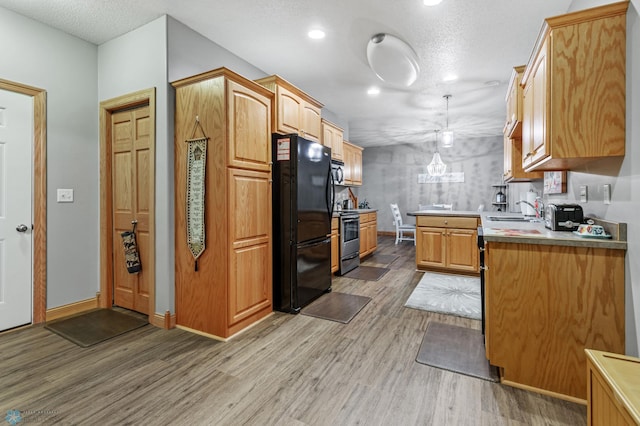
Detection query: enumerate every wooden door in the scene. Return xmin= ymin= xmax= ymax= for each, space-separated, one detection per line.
xmin=503 ymin=135 xmax=513 ymax=181
xmin=446 ymin=228 xmax=478 ymax=272
xmin=276 ymin=86 xmax=302 ymax=135
xmin=417 ymin=227 xmax=445 ymax=268
xmin=367 ymin=216 xmax=377 ymax=254
xmin=228 ymin=168 xmax=272 ymax=329
xmin=111 ymin=105 xmax=151 ymax=314
xmin=0 ymin=89 xmax=33 ymax=331
xmin=301 ymin=101 xmax=321 ymax=142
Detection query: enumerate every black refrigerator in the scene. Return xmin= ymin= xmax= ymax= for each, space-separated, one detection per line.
xmin=272 ymin=133 xmax=334 ymax=313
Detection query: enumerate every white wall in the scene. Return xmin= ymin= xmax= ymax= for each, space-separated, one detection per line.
xmin=0 ymin=7 xmax=100 ymax=308
xmin=98 ymin=16 xmax=173 ymax=315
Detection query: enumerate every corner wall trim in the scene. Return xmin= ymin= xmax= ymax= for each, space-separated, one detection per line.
xmin=150 ymin=311 xmax=176 ymax=329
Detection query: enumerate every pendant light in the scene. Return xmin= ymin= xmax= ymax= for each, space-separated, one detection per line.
xmin=427 ymin=130 xmax=447 ymax=176
xmin=441 ymin=94 xmax=454 ymax=148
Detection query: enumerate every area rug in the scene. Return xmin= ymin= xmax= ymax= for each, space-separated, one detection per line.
xmin=416 ymin=321 xmax=499 ymax=382
xmin=343 ymin=265 xmax=389 ymax=281
xmin=301 ymin=292 xmax=371 ymax=324
xmin=404 ymin=272 xmax=481 ymax=320
xmin=45 ymin=309 xmax=148 ymax=347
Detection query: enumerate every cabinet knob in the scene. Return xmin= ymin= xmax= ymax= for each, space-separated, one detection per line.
xmin=444 ymin=220 xmax=448 ymax=225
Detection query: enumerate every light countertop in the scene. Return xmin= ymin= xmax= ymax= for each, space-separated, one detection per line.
xmin=408 ymin=210 xmax=481 ymax=218
xmin=480 ymin=212 xmax=627 ymax=250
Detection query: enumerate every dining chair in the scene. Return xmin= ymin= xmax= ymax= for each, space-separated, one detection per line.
xmin=390 ymin=203 xmax=416 ymax=245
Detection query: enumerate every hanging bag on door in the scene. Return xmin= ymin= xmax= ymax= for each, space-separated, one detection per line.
xmin=121 ymin=221 xmax=141 ymax=273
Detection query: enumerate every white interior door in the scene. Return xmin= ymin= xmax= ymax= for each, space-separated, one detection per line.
xmin=0 ymin=89 xmax=33 ymax=331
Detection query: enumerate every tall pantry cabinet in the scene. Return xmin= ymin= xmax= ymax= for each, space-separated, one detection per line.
xmin=172 ymin=68 xmax=274 ymax=339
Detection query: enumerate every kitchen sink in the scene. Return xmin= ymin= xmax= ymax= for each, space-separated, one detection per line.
xmin=486 ymin=215 xmax=530 ymax=222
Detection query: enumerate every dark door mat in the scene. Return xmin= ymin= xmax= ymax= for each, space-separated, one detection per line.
xmin=416 ymin=321 xmax=499 ymax=382
xmin=343 ymin=265 xmax=390 ymax=281
xmin=301 ymin=292 xmax=371 ymax=324
xmin=366 ymin=254 xmax=400 ymax=266
xmin=45 ymin=309 xmax=148 ymax=348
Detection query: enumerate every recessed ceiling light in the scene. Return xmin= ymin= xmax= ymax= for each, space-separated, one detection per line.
xmin=423 ymin=0 xmax=443 ymax=5
xmin=308 ymin=29 xmax=326 ymax=39
xmin=367 ymin=87 xmax=381 ymax=96
xmin=443 ymin=74 xmax=458 ymax=82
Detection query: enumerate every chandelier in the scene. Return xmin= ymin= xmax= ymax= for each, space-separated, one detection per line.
xmin=427 ymin=130 xmax=447 ymax=176
xmin=441 ymin=94 xmax=454 ymax=148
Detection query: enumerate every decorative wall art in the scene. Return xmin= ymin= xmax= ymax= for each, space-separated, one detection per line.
xmin=418 ymin=172 xmax=465 ymax=184
xmin=543 ymin=171 xmax=567 ymax=194
xmin=186 ymin=118 xmax=208 ymax=270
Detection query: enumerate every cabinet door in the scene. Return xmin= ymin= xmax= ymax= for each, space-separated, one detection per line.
xmin=523 ymin=40 xmax=548 ymax=169
xmin=503 ymin=135 xmax=513 ymax=181
xmin=332 ymin=134 xmax=344 ymax=161
xmin=331 ymin=231 xmax=339 ymax=273
xmin=228 ymin=168 xmax=272 ymax=326
xmin=417 ymin=227 xmax=446 ymax=268
xmin=343 ymin=143 xmax=353 ymax=185
xmin=227 ymin=80 xmax=272 ymax=172
xmin=446 ymin=228 xmax=478 ymax=272
xmin=367 ymin=219 xmax=377 ymax=254
xmin=352 ymin=147 xmax=363 ymax=186
xmin=301 ymin=101 xmax=321 ymax=142
xmin=276 ymin=86 xmax=302 ymax=135
xmin=359 ymin=219 xmax=368 ymax=258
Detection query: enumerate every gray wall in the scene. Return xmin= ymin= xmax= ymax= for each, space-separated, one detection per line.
xmin=0 ymin=7 xmax=99 ymax=308
xmin=561 ymin=0 xmax=640 ymax=356
xmin=358 ymin=135 xmax=503 ymax=232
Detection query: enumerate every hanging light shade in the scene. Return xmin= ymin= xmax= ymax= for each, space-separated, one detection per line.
xmin=366 ymin=33 xmax=420 ymax=87
xmin=427 ymin=130 xmax=447 ymax=176
xmin=441 ymin=94 xmax=454 ymax=148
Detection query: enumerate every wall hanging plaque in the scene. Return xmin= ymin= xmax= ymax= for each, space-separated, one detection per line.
xmin=186 ymin=118 xmax=208 ymax=270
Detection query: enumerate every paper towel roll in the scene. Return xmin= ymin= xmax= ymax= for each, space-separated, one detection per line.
xmin=519 ymin=191 xmax=537 ymax=216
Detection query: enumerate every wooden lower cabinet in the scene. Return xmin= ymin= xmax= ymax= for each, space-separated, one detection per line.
xmin=359 ymin=212 xmax=377 ymax=258
xmin=416 ymin=215 xmax=479 ymax=273
xmin=485 ymin=242 xmax=625 ymax=401
xmin=172 ymin=68 xmax=274 ymax=339
xmin=586 ymin=349 xmax=640 ymax=426
xmin=331 ymin=217 xmax=339 ymax=273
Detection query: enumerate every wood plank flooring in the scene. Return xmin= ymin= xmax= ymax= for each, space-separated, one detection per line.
xmin=0 ymin=236 xmax=586 ymax=425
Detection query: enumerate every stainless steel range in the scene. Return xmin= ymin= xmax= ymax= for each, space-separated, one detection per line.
xmin=338 ymin=211 xmax=360 ymax=275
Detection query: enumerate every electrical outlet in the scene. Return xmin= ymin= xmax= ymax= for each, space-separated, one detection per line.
xmin=603 ymin=184 xmax=611 ymax=204
xmin=57 ymin=188 xmax=74 ymax=203
xmin=580 ymin=185 xmax=588 ymax=203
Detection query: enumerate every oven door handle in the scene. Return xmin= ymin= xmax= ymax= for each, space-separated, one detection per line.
xmin=341 ymin=252 xmax=360 ymax=261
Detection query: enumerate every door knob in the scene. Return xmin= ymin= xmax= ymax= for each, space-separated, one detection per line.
xmin=16 ymin=224 xmax=29 ymax=232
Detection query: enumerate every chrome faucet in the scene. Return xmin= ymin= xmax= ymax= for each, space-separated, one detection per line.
xmin=517 ymin=199 xmax=544 ymax=218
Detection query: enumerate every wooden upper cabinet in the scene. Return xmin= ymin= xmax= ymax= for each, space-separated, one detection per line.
xmin=505 ymin=65 xmax=525 ymax=139
xmin=321 ymin=119 xmax=344 ymax=161
xmin=227 ymin=80 xmax=272 ymax=172
xmin=520 ymin=2 xmax=627 ymax=172
xmin=343 ymin=141 xmax=363 ymax=186
xmin=255 ymin=75 xmax=323 ymax=143
xmin=504 ymin=135 xmax=543 ymax=182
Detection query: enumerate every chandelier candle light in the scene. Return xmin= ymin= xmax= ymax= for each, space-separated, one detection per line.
xmin=427 ymin=130 xmax=447 ymax=176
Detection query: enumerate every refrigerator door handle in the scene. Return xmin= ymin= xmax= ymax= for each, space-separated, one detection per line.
xmin=327 ymin=168 xmax=335 ymax=218
xmin=297 ymin=237 xmax=331 ymax=250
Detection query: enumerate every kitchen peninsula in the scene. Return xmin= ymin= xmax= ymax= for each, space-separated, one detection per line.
xmin=480 ymin=212 xmax=626 ymax=403
xmin=409 ymin=210 xmax=481 ymax=274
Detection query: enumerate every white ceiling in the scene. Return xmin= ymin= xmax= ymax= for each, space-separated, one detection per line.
xmin=0 ymin=0 xmax=572 ymax=148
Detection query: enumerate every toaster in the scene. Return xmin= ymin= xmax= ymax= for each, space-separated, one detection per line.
xmin=545 ymin=204 xmax=584 ymax=231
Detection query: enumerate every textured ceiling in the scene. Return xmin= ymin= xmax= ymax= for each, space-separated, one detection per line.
xmin=0 ymin=0 xmax=573 ymax=147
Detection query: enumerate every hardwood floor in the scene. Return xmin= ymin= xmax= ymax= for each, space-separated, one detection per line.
xmin=0 ymin=236 xmax=586 ymax=425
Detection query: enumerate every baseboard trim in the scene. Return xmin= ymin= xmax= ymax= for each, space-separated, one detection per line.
xmin=500 ymin=379 xmax=586 ymax=405
xmin=378 ymin=231 xmax=395 ymax=236
xmin=150 ymin=311 xmax=176 ymax=329
xmin=45 ymin=297 xmax=99 ymax=322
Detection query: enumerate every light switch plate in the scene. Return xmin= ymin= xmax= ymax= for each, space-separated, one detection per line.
xmin=580 ymin=185 xmax=588 ymax=203
xmin=57 ymin=188 xmax=74 ymax=203
xmin=603 ymin=184 xmax=611 ymax=204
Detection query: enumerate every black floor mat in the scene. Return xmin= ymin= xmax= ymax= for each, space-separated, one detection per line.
xmin=342 ymin=265 xmax=390 ymax=281
xmin=416 ymin=321 xmax=499 ymax=382
xmin=45 ymin=309 xmax=148 ymax=347
xmin=301 ymin=292 xmax=371 ymax=324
